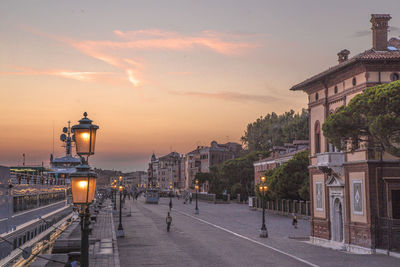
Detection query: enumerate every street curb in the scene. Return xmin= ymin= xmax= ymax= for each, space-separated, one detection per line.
xmin=110 ymin=207 xmax=121 ymax=267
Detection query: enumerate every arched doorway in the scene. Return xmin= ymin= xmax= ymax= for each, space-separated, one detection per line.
xmin=332 ymin=198 xmax=343 ymax=242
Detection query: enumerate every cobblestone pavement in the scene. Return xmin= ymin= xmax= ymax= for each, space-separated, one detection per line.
xmin=115 ymin=196 xmax=399 ymax=267
xmin=89 ymin=199 xmax=120 ymax=267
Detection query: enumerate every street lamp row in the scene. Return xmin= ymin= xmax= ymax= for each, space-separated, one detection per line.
xmin=259 ymin=176 xmax=269 ymax=238
xmin=69 ymin=112 xmax=99 ymax=267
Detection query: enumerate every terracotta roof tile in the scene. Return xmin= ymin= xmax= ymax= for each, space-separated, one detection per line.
xmin=291 ymin=39 xmax=400 ymax=91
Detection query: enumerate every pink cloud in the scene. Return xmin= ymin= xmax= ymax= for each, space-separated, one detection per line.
xmin=1 ymin=66 xmax=126 ymax=85
xmin=107 ymin=29 xmax=258 ymax=55
xmin=24 ymin=27 xmax=259 ymax=87
xmin=171 ymin=90 xmax=278 ymax=103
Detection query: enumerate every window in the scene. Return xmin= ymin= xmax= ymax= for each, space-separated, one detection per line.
xmin=334 ymin=86 xmax=338 ymax=94
xmin=315 ymin=92 xmax=319 ymax=101
xmin=314 ymin=121 xmax=321 ymax=154
xmin=352 ymin=77 xmax=357 ymax=86
xmin=315 ymin=182 xmax=323 ymax=211
xmin=390 ymin=72 xmax=399 ymax=81
xmin=352 ymin=180 xmax=363 ymax=215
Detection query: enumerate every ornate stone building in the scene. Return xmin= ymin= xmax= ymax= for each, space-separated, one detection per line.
xmin=184 ymin=141 xmax=242 ymax=191
xmin=253 ymin=140 xmax=308 ymax=188
xmin=291 ymin=14 xmax=400 ymax=253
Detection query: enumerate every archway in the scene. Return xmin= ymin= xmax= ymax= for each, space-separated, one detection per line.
xmin=332 ymin=198 xmax=343 ymax=242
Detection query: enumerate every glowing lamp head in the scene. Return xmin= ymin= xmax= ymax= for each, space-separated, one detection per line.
xmin=264 ymin=185 xmax=268 ymax=191
xmin=72 ymin=112 xmax=99 ymax=157
xmin=119 ymin=176 xmax=123 ymax=182
xmin=261 ymin=176 xmax=266 ymax=183
xmin=119 ymin=185 xmax=124 ymax=192
xmin=169 ymin=185 xmax=173 ymax=190
xmin=259 ymin=185 xmax=263 ymax=192
xmin=78 ymin=180 xmax=88 ymax=189
xmin=70 ymin=167 xmax=97 ymax=205
xmin=195 ymin=185 xmax=199 ymax=190
xmin=195 ymin=179 xmax=199 ymax=185
xmin=81 ymin=132 xmax=90 ymax=141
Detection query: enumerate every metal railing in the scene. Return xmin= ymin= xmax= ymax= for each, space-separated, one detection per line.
xmin=252 ymin=198 xmax=311 ymax=217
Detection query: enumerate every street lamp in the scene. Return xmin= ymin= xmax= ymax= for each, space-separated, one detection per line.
xmin=169 ymin=182 xmax=173 ymax=211
xmin=117 ymin=181 xmax=125 ymax=237
xmin=259 ymin=176 xmax=268 ymax=238
xmin=70 ymin=112 xmax=99 ymax=267
xmin=194 ymin=179 xmax=199 ymax=215
xmin=112 ymin=181 xmax=117 ymax=211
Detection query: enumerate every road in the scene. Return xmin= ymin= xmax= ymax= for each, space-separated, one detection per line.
xmin=115 ymin=196 xmax=399 ymax=267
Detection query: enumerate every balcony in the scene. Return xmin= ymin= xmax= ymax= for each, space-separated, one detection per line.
xmin=316 ymin=152 xmax=345 ymax=168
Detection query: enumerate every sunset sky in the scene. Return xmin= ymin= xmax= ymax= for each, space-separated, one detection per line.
xmin=1 ymin=1 xmax=399 ymax=171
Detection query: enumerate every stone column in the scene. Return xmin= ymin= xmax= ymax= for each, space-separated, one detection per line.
xmin=293 ymin=200 xmax=298 ymax=214
xmin=300 ymin=201 xmax=304 ymax=214
xmin=282 ymin=199 xmax=285 ymax=214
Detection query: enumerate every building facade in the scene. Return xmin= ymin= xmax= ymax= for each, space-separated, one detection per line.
xmin=147 ymin=153 xmax=159 ymax=187
xmin=291 ymin=14 xmax=400 ymax=253
xmin=253 ymin=140 xmax=309 ymax=186
xmin=185 ymin=141 xmax=242 ymax=191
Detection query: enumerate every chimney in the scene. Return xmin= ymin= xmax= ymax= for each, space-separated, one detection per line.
xmin=337 ymin=49 xmax=350 ymax=63
xmin=370 ymin=14 xmax=391 ymax=51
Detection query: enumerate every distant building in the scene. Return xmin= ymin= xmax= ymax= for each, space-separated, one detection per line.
xmin=139 ymin=172 xmax=149 ymax=188
xmin=253 ymin=140 xmax=309 ymax=186
xmin=185 ymin=141 xmax=243 ymax=191
xmin=147 ymin=153 xmax=159 ymax=187
xmin=125 ymin=171 xmax=147 ymax=188
xmin=148 ymin=141 xmax=242 ymax=192
xmin=158 ymin=152 xmax=182 ymax=190
xmin=290 ymin=14 xmax=400 ymax=253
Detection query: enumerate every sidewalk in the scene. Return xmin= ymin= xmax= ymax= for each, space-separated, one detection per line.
xmin=89 ymin=199 xmax=120 ymax=267
xmin=114 ymin=197 xmax=200 ymax=267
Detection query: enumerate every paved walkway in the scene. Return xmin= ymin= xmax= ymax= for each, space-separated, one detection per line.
xmin=113 ymin=196 xmax=400 ymax=267
xmin=89 ymin=199 xmax=120 ymax=267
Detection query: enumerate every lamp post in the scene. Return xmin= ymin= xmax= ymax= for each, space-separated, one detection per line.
xmin=259 ymin=176 xmax=268 ymax=238
xmin=117 ymin=182 xmax=125 ymax=237
xmin=113 ymin=179 xmax=118 ymax=210
xmin=111 ymin=181 xmax=117 ymax=211
xmin=169 ymin=182 xmax=173 ymax=211
xmin=70 ymin=112 xmax=99 ymax=267
xmin=194 ymin=179 xmax=199 ymax=215
xmin=118 ymin=176 xmax=123 ymax=203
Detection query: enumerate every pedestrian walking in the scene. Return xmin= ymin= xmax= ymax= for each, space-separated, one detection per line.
xmin=166 ymin=212 xmax=172 ymax=232
xmin=292 ymin=213 xmax=298 ymax=229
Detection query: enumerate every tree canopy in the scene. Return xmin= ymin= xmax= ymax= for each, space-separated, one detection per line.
xmin=260 ymin=150 xmax=309 ymax=200
xmin=322 ymin=81 xmax=400 ymax=156
xmin=241 ymin=109 xmax=309 ymax=151
xmin=196 ymin=150 xmax=270 ymax=199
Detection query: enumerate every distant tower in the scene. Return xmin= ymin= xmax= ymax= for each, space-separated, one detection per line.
xmin=371 ymin=14 xmax=391 ymax=51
